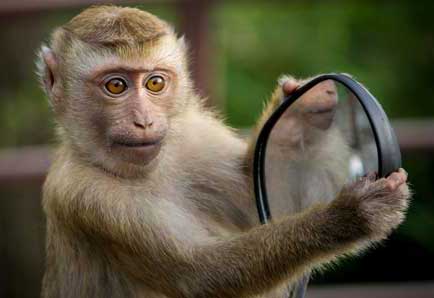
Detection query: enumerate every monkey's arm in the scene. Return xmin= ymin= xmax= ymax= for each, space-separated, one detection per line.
xmin=45 ymin=165 xmax=408 ymax=298
xmin=177 ymin=173 xmax=408 ymax=298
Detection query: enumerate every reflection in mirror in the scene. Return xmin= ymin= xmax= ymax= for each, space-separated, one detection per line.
xmin=264 ymin=80 xmax=378 ymax=220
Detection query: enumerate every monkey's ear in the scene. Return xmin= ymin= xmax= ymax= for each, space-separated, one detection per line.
xmin=176 ymin=35 xmax=188 ymax=53
xmin=37 ymin=45 xmax=61 ymax=104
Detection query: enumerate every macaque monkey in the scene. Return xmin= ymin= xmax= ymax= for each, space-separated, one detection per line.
xmin=37 ymin=6 xmax=410 ymax=298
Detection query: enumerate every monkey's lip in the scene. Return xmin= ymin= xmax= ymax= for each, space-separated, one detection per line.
xmin=306 ymin=104 xmax=336 ymax=114
xmin=112 ymin=139 xmax=162 ymax=148
xmin=110 ymin=137 xmax=163 ymax=164
xmin=307 ymin=109 xmax=335 ymax=115
xmin=303 ymin=97 xmax=337 ymax=113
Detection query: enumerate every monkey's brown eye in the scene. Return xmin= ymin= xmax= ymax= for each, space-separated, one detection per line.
xmin=105 ymin=78 xmax=127 ymax=95
xmin=145 ymin=75 xmax=165 ymax=93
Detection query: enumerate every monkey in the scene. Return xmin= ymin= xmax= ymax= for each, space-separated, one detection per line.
xmin=37 ymin=5 xmax=410 ymax=298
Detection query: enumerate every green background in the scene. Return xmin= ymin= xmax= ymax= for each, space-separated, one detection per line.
xmin=0 ymin=2 xmax=433 ymax=294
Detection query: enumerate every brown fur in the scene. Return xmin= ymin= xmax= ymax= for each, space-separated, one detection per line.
xmin=37 ymin=6 xmax=410 ymax=298
xmin=64 ymin=5 xmax=170 ymax=46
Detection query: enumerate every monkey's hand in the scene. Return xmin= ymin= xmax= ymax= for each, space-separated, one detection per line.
xmin=329 ymin=168 xmax=410 ymax=242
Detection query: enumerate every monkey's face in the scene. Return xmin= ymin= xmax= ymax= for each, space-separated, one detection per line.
xmin=90 ymin=69 xmax=171 ymax=166
xmin=48 ymin=35 xmax=191 ymax=172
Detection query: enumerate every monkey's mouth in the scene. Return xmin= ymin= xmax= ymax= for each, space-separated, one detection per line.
xmin=113 ymin=139 xmax=161 ymax=148
xmin=308 ymin=108 xmax=335 ymax=114
xmin=306 ymin=101 xmax=337 ymax=114
xmin=111 ymin=138 xmax=163 ymax=163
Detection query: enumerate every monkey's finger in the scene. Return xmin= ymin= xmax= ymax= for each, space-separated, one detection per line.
xmin=385 ymin=171 xmax=407 ymax=191
xmin=282 ymin=80 xmax=300 ymax=96
xmin=390 ymin=171 xmax=407 ymax=184
xmin=398 ymin=168 xmax=408 ymax=179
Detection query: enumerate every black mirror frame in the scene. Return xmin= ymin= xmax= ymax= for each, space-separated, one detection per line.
xmin=253 ymin=73 xmax=401 ymax=224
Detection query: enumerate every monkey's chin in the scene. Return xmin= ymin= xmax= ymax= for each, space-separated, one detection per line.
xmin=305 ymin=109 xmax=336 ymax=130
xmin=111 ymin=142 xmax=162 ymax=166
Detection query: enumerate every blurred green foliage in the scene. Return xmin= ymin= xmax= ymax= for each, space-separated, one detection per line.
xmin=214 ymin=2 xmax=434 ymax=127
xmin=0 ymin=0 xmax=433 ymax=285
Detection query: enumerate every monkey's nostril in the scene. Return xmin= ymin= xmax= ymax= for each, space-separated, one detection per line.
xmin=134 ymin=121 xmax=146 ymax=129
xmin=134 ymin=120 xmax=154 ymax=129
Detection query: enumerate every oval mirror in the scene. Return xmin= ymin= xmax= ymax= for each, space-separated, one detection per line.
xmin=252 ymin=74 xmax=402 ymax=298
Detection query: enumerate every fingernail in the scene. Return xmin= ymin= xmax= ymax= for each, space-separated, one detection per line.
xmin=391 ymin=175 xmax=401 ymax=182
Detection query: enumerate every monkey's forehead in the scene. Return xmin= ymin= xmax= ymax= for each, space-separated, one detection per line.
xmin=61 ymin=34 xmax=187 ymax=78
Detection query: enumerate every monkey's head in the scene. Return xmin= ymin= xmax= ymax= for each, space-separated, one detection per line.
xmin=37 ymin=6 xmax=193 ymax=176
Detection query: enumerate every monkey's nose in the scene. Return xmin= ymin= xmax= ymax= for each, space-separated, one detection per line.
xmin=133 ymin=119 xmax=153 ymax=129
xmin=133 ymin=109 xmax=152 ymax=129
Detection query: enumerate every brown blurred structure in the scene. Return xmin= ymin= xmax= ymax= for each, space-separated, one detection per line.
xmin=306 ymin=282 xmax=434 ymax=298
xmin=1 ymin=119 xmax=433 ymax=184
xmin=1 ymin=1 xmax=434 ymax=298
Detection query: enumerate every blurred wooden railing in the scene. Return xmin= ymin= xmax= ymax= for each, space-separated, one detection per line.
xmin=0 ymin=119 xmax=433 ymax=184
xmin=0 ymin=0 xmax=168 ymax=14
xmin=307 ymin=282 xmax=434 ymax=298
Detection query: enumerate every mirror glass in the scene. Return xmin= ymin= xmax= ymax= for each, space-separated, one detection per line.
xmin=264 ymin=80 xmax=378 ymax=220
